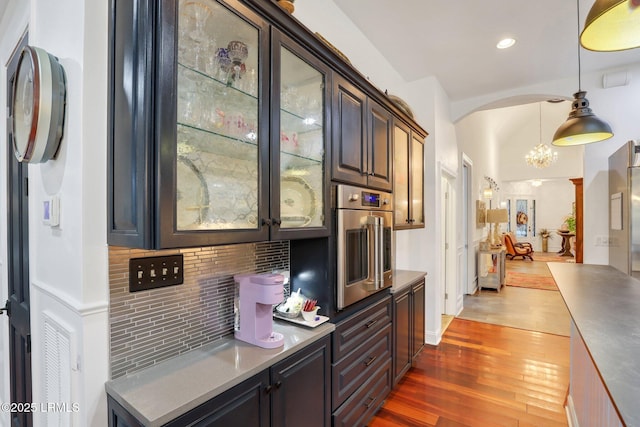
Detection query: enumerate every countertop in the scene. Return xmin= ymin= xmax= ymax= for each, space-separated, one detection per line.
xmin=105 ymin=320 xmax=335 ymax=426
xmin=548 ymin=263 xmax=640 ymax=426
xmin=391 ymin=270 xmax=427 ymax=293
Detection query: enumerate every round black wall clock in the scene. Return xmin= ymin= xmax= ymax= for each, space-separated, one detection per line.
xmin=12 ymin=45 xmax=66 ymax=163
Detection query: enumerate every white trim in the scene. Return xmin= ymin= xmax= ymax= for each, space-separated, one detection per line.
xmin=440 ymin=161 xmax=457 ymax=179
xmin=425 ymin=330 xmax=441 ymax=346
xmin=565 ymin=394 xmax=579 ymax=427
xmin=31 ymin=280 xmax=108 ymax=317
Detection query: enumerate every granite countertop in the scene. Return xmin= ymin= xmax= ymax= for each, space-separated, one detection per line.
xmin=548 ymin=263 xmax=640 ymax=426
xmin=105 ymin=320 xmax=335 ymax=426
xmin=391 ymin=270 xmax=427 ymax=293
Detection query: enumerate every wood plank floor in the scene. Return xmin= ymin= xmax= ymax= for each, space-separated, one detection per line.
xmin=369 ymin=318 xmax=570 ymax=427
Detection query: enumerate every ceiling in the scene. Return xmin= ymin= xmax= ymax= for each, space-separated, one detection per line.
xmin=0 ymin=0 xmax=7 ymax=24
xmin=333 ymin=0 xmax=640 ymax=102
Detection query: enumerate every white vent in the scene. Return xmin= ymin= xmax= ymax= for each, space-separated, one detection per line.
xmin=43 ymin=314 xmax=73 ymax=427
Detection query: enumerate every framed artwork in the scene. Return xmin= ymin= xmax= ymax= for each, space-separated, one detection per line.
xmin=476 ymin=200 xmax=486 ymax=227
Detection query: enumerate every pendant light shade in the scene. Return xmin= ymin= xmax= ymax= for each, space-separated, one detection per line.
xmin=552 ymin=91 xmax=613 ymax=146
xmin=581 ymin=0 xmax=640 ymax=51
xmin=553 ymin=0 xmax=614 ymax=146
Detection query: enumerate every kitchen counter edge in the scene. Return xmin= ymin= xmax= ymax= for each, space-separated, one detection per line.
xmin=391 ymin=270 xmax=427 ymax=293
xmin=548 ymin=263 xmax=640 ymax=426
xmin=105 ymin=321 xmax=335 ymax=426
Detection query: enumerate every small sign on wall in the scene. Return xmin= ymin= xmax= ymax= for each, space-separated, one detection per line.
xmin=611 ymin=192 xmax=622 ymax=230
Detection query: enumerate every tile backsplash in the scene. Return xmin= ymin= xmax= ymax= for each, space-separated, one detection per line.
xmin=108 ymin=241 xmax=289 ymax=379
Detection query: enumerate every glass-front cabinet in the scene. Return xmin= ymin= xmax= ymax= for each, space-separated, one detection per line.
xmin=272 ymin=31 xmax=330 ymax=240
xmin=109 ymin=0 xmax=330 ymax=248
xmin=393 ymin=120 xmax=424 ymax=230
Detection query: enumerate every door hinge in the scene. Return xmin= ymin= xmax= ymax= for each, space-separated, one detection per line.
xmin=445 ymin=293 xmax=448 ymax=300
xmin=0 ymin=300 xmax=9 ymax=316
xmin=26 ymin=334 xmax=31 ymax=353
xmin=24 ymin=177 xmax=28 ymax=197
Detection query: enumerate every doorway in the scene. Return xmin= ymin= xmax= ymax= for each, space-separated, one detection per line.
xmin=4 ymin=32 xmax=32 ymax=427
xmin=440 ymin=171 xmax=456 ymax=316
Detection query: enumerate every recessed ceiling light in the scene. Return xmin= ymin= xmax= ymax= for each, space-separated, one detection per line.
xmin=496 ymin=38 xmax=516 ymax=49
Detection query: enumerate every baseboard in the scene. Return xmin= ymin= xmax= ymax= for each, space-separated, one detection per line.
xmin=425 ymin=329 xmax=441 ymax=346
xmin=565 ymin=395 xmax=579 ymax=427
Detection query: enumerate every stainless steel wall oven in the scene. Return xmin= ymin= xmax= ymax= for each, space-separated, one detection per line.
xmin=336 ymin=184 xmax=393 ymax=310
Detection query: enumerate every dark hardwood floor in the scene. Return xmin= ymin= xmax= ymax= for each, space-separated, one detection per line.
xmin=369 ymin=318 xmax=570 ymax=427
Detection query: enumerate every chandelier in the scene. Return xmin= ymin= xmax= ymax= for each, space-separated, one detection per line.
xmin=526 ymin=144 xmax=558 ymax=168
xmin=526 ymin=103 xmax=558 ymax=168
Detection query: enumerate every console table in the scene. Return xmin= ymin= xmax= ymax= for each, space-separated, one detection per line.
xmin=477 ymin=247 xmax=506 ymax=292
xmin=557 ymin=231 xmax=575 ymax=257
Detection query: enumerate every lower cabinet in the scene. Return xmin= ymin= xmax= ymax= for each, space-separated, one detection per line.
xmin=108 ymin=336 xmax=331 ymax=427
xmin=392 ymin=278 xmax=426 ymax=386
xmin=331 ymin=295 xmax=392 ymax=427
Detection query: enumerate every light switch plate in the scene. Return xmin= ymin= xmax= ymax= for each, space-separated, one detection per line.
xmin=129 ymin=254 xmax=184 ymax=292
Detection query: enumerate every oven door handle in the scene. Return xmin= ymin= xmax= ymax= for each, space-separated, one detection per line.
xmin=373 ymin=216 xmax=383 ymax=289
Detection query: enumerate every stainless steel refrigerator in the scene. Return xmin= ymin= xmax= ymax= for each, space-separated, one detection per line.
xmin=609 ymin=140 xmax=640 ymax=279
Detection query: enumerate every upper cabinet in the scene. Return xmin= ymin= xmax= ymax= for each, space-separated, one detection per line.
xmin=108 ymin=0 xmax=330 ymax=248
xmin=109 ymin=0 xmax=426 ymax=249
xmin=393 ymin=120 xmax=425 ymax=229
xmin=331 ymin=75 xmax=393 ymax=192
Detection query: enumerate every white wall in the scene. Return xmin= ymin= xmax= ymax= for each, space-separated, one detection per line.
xmin=0 ymin=1 xmax=109 ymax=425
xmin=502 ymin=179 xmax=575 ymax=252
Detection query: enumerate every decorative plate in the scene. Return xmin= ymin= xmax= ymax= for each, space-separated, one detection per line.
xmin=176 ymin=156 xmax=210 ymax=229
xmin=280 ymin=176 xmax=316 ymax=227
xmin=387 ymin=94 xmax=414 ymax=119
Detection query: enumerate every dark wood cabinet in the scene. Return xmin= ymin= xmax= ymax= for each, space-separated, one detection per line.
xmin=331 ymin=295 xmax=392 ymax=426
xmin=393 ymin=120 xmax=425 ymax=229
xmin=392 ymin=286 xmax=412 ymax=385
xmin=270 ymin=336 xmax=331 ymax=427
xmin=107 ymin=336 xmax=330 ymax=427
xmin=108 ymin=0 xmax=331 ymax=249
xmin=412 ymin=280 xmax=425 ymax=363
xmin=331 ymin=74 xmax=393 ymax=192
xmin=392 ymin=278 xmax=426 ymax=386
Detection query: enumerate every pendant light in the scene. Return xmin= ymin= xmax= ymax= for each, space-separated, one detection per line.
xmin=552 ymin=0 xmax=614 ymax=146
xmin=581 ymin=0 xmax=640 ymax=51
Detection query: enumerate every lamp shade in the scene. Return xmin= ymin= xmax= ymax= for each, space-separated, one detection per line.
xmin=552 ymin=91 xmax=613 ymax=146
xmin=487 ymin=208 xmax=508 ymax=223
xmin=581 ymin=0 xmax=640 ymax=51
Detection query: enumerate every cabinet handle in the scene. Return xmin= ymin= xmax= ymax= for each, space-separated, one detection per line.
xmin=274 ymin=381 xmax=282 ymax=389
xmin=364 ymin=355 xmax=377 ymax=366
xmin=364 ymin=396 xmax=377 ymax=409
xmin=365 ymin=319 xmax=378 ymax=329
xmin=406 ymin=218 xmax=411 ymax=224
xmin=262 ymin=218 xmax=272 ymax=226
xmin=265 ymin=385 xmax=273 ymax=394
xmin=272 ymin=218 xmax=282 ymax=226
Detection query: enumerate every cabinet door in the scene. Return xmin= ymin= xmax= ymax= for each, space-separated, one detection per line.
xmin=156 ymin=0 xmax=271 ymax=248
xmin=271 ymin=336 xmax=331 ymax=427
xmin=393 ymin=288 xmax=412 ymax=386
xmin=165 ymin=370 xmax=270 ymax=427
xmin=331 ymin=75 xmax=367 ymax=187
xmin=366 ymin=99 xmax=393 ymax=191
xmin=393 ymin=122 xmax=411 ymax=228
xmin=410 ymin=135 xmax=425 ymax=227
xmin=412 ymin=280 xmax=425 ymax=360
xmin=271 ymin=30 xmax=330 ymax=240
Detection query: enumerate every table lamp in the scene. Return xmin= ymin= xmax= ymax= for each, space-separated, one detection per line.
xmin=486 ymin=208 xmax=509 ymax=246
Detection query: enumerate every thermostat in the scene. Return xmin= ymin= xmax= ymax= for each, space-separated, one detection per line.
xmin=43 ymin=196 xmax=60 ymax=227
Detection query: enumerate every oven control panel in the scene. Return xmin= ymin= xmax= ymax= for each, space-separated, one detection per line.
xmin=337 ymin=184 xmax=392 ymax=211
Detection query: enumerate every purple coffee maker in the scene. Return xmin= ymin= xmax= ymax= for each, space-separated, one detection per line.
xmin=234 ymin=273 xmax=285 ymax=348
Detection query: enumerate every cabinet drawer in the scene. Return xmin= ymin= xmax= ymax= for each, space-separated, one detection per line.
xmin=332 ymin=323 xmax=391 ymax=410
xmin=332 ymin=359 xmax=392 ymax=427
xmin=332 ymin=295 xmax=392 ymax=361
